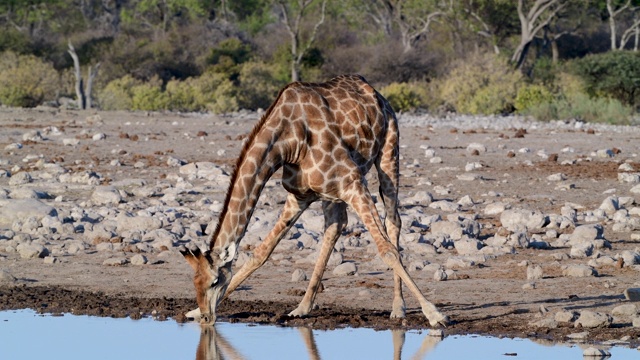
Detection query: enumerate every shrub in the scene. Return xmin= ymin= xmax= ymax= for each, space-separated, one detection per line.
xmin=380 ymin=82 xmax=427 ymax=112
xmin=572 ymin=51 xmax=640 ymax=108
xmin=98 ymin=75 xmax=140 ymax=110
xmin=130 ymin=76 xmax=168 ymax=111
xmin=237 ymin=61 xmax=287 ymax=110
xmin=524 ymin=93 xmax=632 ymax=124
xmin=514 ymin=84 xmax=554 ymax=112
xmin=440 ymin=53 xmax=522 ymax=115
xmin=0 ymin=51 xmax=59 ymax=107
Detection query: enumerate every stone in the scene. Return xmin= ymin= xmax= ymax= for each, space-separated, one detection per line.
xmin=434 ymin=268 xmax=447 ymax=281
xmin=16 ymin=243 xmax=49 ymax=259
xmin=333 ymin=262 xmax=357 ymax=276
xmin=430 ymin=221 xmax=463 ymax=240
xmin=92 ymin=133 xmax=106 ymax=141
xmin=484 ymin=202 xmax=509 ymax=216
xmin=575 ymin=311 xmax=612 ymax=328
xmin=9 ymin=172 xmax=32 ymax=186
xmin=454 ymin=238 xmax=483 ymax=255
xmin=527 ymin=265 xmax=543 ymax=280
xmin=500 ymin=209 xmax=546 ymax=232
xmin=466 ymin=143 xmax=487 ymax=154
xmin=570 ymin=224 xmax=604 ymax=244
xmin=428 ymin=200 xmax=460 ymax=212
xmin=62 ymin=138 xmax=80 ymax=146
xmin=0 ymin=199 xmax=58 ymax=228
xmin=611 ymin=304 xmax=638 ymax=317
xmin=624 ymin=288 xmax=640 ymax=301
xmin=404 ymin=191 xmax=433 ymax=205
xmin=103 ymin=258 xmax=128 ymax=266
xmin=570 ymin=242 xmax=594 ymax=258
xmin=555 ymin=310 xmax=577 ymax=323
xmin=563 ymin=265 xmax=598 ymax=278
xmin=116 ymin=213 xmax=163 ymax=233
xmin=130 ymin=254 xmax=148 ymax=266
xmin=632 ymin=316 xmax=640 ymax=328
xmin=43 ymin=256 xmax=58 ymax=264
xmin=90 ymin=186 xmax=122 ymax=206
xmin=529 ymin=318 xmax=557 ymax=328
xmin=0 ymin=269 xmax=17 ymax=283
xmin=291 ymin=269 xmax=307 ymax=282
xmin=547 ymin=173 xmax=567 ymax=181
xmin=582 ymin=347 xmax=611 ymax=357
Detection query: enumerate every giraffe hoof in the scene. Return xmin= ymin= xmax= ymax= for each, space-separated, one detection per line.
xmin=429 ymin=314 xmax=450 ymax=328
xmin=390 ymin=308 xmax=406 ymax=319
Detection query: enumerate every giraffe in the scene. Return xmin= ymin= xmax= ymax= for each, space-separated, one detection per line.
xmin=180 ymin=74 xmax=448 ymax=327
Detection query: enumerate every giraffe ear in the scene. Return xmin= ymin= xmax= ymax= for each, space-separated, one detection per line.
xmin=180 ymin=246 xmax=201 ymax=271
xmin=219 ymin=242 xmax=237 ymax=264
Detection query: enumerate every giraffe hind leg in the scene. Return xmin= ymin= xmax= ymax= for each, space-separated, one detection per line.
xmin=342 ymin=178 xmax=448 ymax=327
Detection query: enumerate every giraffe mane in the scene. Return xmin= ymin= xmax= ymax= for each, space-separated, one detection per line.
xmin=209 ymin=83 xmax=294 ymax=249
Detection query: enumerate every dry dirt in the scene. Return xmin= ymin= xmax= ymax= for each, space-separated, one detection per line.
xmin=1 ymin=108 xmax=640 ymax=347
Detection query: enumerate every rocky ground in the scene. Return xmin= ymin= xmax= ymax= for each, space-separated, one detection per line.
xmin=1 ymin=107 xmax=640 ymax=349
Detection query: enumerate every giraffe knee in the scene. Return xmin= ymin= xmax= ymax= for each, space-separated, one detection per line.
xmin=382 ymin=250 xmax=400 ymax=266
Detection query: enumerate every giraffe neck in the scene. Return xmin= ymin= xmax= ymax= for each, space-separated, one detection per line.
xmin=210 ymin=123 xmax=284 ymax=253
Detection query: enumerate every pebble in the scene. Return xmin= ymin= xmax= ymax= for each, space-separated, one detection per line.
xmin=0 ymin=269 xmax=17 ymax=283
xmin=527 ymin=265 xmax=543 ymax=280
xmin=103 ymin=258 xmax=128 ymax=266
xmin=575 ymin=311 xmax=612 ymax=328
xmin=611 ymin=304 xmax=638 ymax=317
xmin=582 ymin=347 xmax=611 ymax=357
xmin=130 ymin=254 xmax=148 ymax=266
xmin=563 ymin=265 xmax=598 ymax=278
xmin=291 ymin=269 xmax=307 ymax=282
xmin=332 ymin=262 xmax=357 ymax=276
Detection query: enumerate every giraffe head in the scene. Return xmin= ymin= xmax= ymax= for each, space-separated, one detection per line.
xmin=180 ymin=243 xmax=236 ymax=325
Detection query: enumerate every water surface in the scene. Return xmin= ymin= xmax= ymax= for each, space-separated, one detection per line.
xmin=0 ymin=310 xmax=637 ymax=359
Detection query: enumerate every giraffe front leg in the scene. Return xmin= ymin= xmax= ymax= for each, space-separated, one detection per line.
xmin=289 ymin=201 xmax=347 ymax=317
xmin=186 ymin=194 xmax=309 ymax=320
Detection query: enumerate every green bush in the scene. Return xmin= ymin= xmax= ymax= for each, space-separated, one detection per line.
xmin=98 ymin=75 xmax=140 ymax=110
xmin=0 ymin=51 xmax=59 ymax=107
xmin=515 ymin=84 xmax=554 ymax=112
xmin=380 ymin=82 xmax=429 ymax=112
xmin=440 ymin=53 xmax=522 ymax=115
xmin=130 ymin=76 xmax=168 ymax=111
xmin=237 ymin=61 xmax=287 ymax=110
xmin=524 ymin=93 xmax=632 ymax=124
xmin=572 ymin=51 xmax=640 ymax=108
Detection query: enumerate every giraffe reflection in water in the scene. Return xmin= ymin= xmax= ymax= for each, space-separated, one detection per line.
xmin=195 ymin=326 xmax=442 ymax=360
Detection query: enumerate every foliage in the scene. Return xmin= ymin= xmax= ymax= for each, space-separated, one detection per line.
xmin=440 ymin=53 xmax=522 ymax=114
xmin=0 ymin=51 xmax=58 ymax=107
xmin=97 ymin=75 xmax=140 ymax=110
xmin=514 ymin=84 xmax=554 ymax=112
xmin=572 ymin=51 xmax=640 ymax=108
xmin=524 ymin=92 xmax=633 ymax=124
xmin=380 ymin=82 xmax=429 ymax=112
xmin=236 ymin=61 xmax=286 ymax=110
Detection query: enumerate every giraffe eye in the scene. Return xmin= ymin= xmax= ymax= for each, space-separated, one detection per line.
xmin=209 ymin=278 xmax=218 ymax=287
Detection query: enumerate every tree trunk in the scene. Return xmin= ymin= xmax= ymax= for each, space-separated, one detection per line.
xmin=86 ymin=63 xmax=102 ymax=109
xmin=68 ymin=42 xmax=86 ymax=110
xmin=551 ymin=39 xmax=559 ymax=63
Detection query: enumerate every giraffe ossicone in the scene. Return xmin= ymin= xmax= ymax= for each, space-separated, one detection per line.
xmin=180 ymin=74 xmax=448 ymax=328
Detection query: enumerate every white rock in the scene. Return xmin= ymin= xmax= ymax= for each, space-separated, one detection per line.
xmin=103 ymin=258 xmax=128 ymax=266
xmin=90 ymin=186 xmax=122 ymax=206
xmin=333 ymin=262 xmax=357 ymax=276
xmin=0 ymin=269 xmax=17 ymax=283
xmin=500 ymin=209 xmax=546 ymax=232
xmin=16 ymin=243 xmax=49 ymax=259
xmin=291 ymin=269 xmax=307 ymax=282
xmin=430 ymin=221 xmax=463 ymax=240
xmin=0 ymin=199 xmax=57 ymax=227
xmin=454 ymin=238 xmax=483 ymax=255
xmin=484 ymin=202 xmax=510 ymax=215
xmin=527 ymin=265 xmax=543 ymax=280
xmin=575 ymin=311 xmax=612 ymax=328
xmin=612 ymin=304 xmax=638 ymax=317
xmin=429 ymin=200 xmax=460 ymax=212
xmin=9 ymin=171 xmax=32 ymax=186
xmin=404 ymin=191 xmax=433 ymax=205
xmin=130 ymin=254 xmax=148 ymax=266
xmin=547 ymin=173 xmax=566 ymax=181
xmin=62 ymin=138 xmax=80 ymax=146
xmin=92 ymin=133 xmax=106 ymax=141
xmin=563 ymin=265 xmax=598 ymax=277
xmin=583 ymin=347 xmax=611 ymax=357
xmin=116 ymin=213 xmax=163 ymax=233
xmin=466 ymin=143 xmax=487 ymax=153
xmin=570 ymin=224 xmax=604 ymax=244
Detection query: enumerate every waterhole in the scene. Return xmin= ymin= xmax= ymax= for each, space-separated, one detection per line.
xmin=0 ymin=310 xmax=637 ymax=359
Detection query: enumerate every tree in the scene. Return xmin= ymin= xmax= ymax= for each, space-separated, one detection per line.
xmin=511 ymin=0 xmax=568 ymax=69
xmin=275 ymin=0 xmax=327 ymax=82
xmin=68 ymin=41 xmax=101 ymax=109
xmin=121 ymin=0 xmax=206 ymax=39
xmin=605 ymin=0 xmax=640 ymax=50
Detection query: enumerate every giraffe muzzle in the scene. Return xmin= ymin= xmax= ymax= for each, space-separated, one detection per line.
xmin=200 ymin=313 xmax=215 ymax=325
